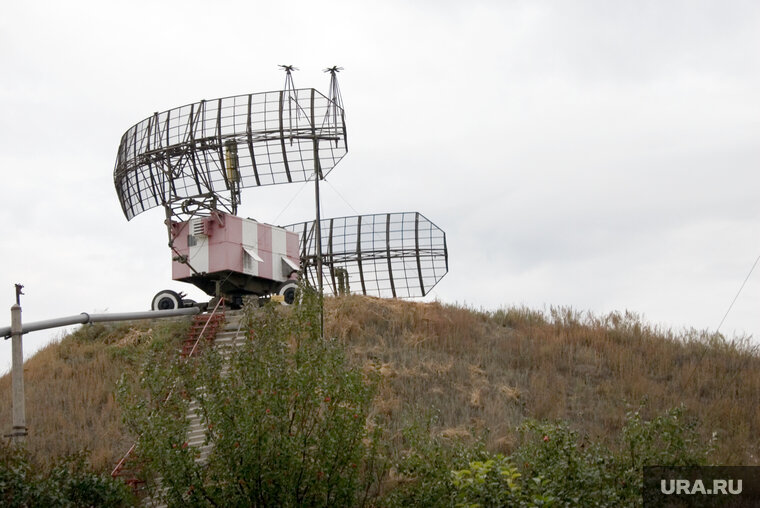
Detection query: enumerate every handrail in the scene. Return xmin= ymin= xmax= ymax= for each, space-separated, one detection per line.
xmin=185 ymin=297 xmax=225 ymax=359
xmin=111 ymin=443 xmax=136 ymax=478
xmin=2 ymin=307 xmax=201 ymax=339
xmin=111 ymin=298 xmax=225 ymax=479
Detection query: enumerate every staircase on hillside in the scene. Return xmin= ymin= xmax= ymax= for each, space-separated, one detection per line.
xmin=184 ymin=311 xmax=246 ymax=464
xmin=180 ymin=311 xmax=227 ymax=358
xmin=111 ymin=303 xmax=247 ymax=501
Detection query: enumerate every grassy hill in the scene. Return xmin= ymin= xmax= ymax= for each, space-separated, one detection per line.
xmin=1 ymin=295 xmax=759 ymax=473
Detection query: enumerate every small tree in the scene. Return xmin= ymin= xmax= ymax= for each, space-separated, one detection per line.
xmin=120 ymin=287 xmax=380 ymax=507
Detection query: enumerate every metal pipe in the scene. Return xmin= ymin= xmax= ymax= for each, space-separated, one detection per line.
xmin=1 ymin=306 xmax=201 ymax=338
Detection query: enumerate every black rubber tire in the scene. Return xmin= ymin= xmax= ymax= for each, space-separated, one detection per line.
xmin=151 ymin=290 xmax=182 ymax=311
xmin=276 ymin=281 xmax=299 ymax=305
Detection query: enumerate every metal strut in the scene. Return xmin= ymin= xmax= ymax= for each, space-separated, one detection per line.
xmin=324 ymin=66 xmax=346 ymax=148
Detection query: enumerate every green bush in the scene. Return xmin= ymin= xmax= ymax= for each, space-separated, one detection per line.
xmin=379 ymin=417 xmax=486 ymax=507
xmin=512 ymin=420 xmax=619 ymax=507
xmin=451 ymin=454 xmax=524 ymax=507
xmin=119 ymin=286 xmax=381 ymax=507
xmin=615 ymin=404 xmax=716 ymax=503
xmin=0 ymin=442 xmax=132 ymax=507
xmin=381 ymin=406 xmax=715 ymax=508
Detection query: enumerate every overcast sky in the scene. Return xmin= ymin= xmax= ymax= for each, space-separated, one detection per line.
xmin=1 ymin=0 xmax=759 ymax=374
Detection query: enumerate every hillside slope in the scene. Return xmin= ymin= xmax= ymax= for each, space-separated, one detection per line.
xmin=1 ymin=296 xmax=759 ymax=471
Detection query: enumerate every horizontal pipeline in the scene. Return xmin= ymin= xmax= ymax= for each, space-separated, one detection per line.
xmin=1 ymin=307 xmax=201 ymax=339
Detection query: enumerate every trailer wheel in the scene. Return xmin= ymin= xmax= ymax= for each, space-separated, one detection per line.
xmin=276 ymin=281 xmax=298 ymax=305
xmin=151 ymin=290 xmax=182 ymax=311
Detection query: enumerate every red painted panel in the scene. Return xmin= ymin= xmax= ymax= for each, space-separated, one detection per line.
xmin=286 ymin=230 xmax=300 ymax=279
xmin=209 ymin=214 xmax=244 ymax=273
xmin=171 ymin=221 xmax=192 ymax=279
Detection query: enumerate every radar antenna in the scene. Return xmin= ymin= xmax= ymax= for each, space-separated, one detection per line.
xmin=113 ymin=67 xmax=448 ymax=310
xmin=286 ymin=212 xmax=448 ymax=298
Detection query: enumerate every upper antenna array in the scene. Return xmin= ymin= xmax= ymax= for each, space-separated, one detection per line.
xmin=113 ymin=69 xmax=347 ymax=221
xmin=113 ymin=67 xmax=449 ymax=303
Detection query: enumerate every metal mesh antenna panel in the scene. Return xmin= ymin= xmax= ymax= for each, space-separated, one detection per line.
xmin=286 ymin=212 xmax=448 ymax=298
xmin=114 ymin=88 xmax=347 ymax=220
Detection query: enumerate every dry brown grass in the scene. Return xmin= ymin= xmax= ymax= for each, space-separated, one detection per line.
xmin=0 ymin=319 xmax=189 ymax=472
xmin=325 ymin=296 xmax=760 ymax=464
xmin=2 ymin=296 xmax=759 ymax=471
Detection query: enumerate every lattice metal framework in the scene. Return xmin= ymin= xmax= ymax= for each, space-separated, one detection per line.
xmin=114 ymin=88 xmax=347 ymax=220
xmin=286 ymin=212 xmax=448 ymax=298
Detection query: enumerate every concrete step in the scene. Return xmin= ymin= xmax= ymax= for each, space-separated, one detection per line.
xmin=214 ymin=332 xmax=244 ymax=342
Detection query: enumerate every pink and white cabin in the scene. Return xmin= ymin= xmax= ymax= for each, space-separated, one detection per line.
xmin=170 ymin=212 xmax=301 ymax=298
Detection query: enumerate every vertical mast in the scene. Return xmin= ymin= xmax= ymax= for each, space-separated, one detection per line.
xmin=10 ymin=284 xmax=26 ymax=444
xmin=319 ymin=66 xmax=345 ymax=297
xmin=281 ymin=64 xmax=325 ymax=300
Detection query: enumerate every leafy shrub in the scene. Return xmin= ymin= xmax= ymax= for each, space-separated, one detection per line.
xmin=451 ymin=454 xmax=524 ymax=507
xmin=379 ymin=417 xmax=485 ymax=507
xmin=119 ymin=286 xmax=381 ymax=507
xmin=0 ymin=442 xmax=132 ymax=507
xmin=382 ymin=406 xmax=715 ymax=507
xmin=512 ymin=420 xmax=619 ymax=507
xmin=615 ymin=404 xmax=716 ymax=503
